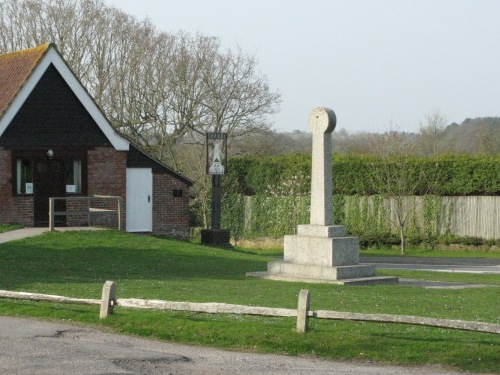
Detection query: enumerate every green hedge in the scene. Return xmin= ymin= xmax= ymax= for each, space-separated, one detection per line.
xmin=226 ymin=154 xmax=500 ymax=196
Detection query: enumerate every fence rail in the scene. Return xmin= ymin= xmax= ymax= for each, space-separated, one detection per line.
xmin=49 ymin=195 xmax=123 ymax=232
xmin=0 ymin=290 xmax=100 ymax=306
xmin=1 ymin=282 xmax=499 ymax=335
xmin=117 ymin=298 xmax=298 ymax=318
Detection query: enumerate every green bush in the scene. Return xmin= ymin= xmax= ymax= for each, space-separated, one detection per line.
xmin=459 ymin=236 xmax=486 ymax=246
xmin=357 ymin=232 xmax=400 ymax=248
xmin=227 ymin=154 xmax=500 ymax=196
xmin=220 ymin=154 xmax=499 ymax=247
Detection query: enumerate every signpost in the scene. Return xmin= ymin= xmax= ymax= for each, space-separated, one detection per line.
xmin=206 ymin=132 xmax=227 ymax=176
xmin=201 ymin=132 xmax=231 ymax=246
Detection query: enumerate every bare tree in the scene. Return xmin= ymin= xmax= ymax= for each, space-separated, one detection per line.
xmin=0 ymin=0 xmax=281 ymax=168
xmin=174 ymin=136 xmax=212 ymax=228
xmin=200 ymin=46 xmax=281 ymax=135
xmin=369 ymin=131 xmax=422 ymax=255
xmin=229 ymin=129 xmax=287 ymax=157
xmin=0 ymin=0 xmax=282 ymax=229
xmin=417 ymin=108 xmax=448 ymax=156
xmin=475 ymin=120 xmax=500 ymax=155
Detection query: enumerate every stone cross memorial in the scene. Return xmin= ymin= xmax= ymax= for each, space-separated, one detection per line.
xmin=248 ymin=107 xmax=398 ymax=285
xmin=310 ymin=107 xmax=334 ymax=226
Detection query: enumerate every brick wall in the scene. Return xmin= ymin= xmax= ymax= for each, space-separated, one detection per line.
xmin=65 ymin=196 xmax=123 ymax=229
xmin=87 ymin=147 xmax=127 ymax=228
xmin=0 ymin=147 xmax=13 ymax=223
xmin=11 ymin=196 xmax=34 ymax=226
xmin=1 ymin=145 xmax=191 ymax=234
xmin=0 ymin=147 xmax=34 ymax=226
xmin=153 ymin=173 xmax=190 ymax=237
xmin=87 ymin=147 xmax=127 ymax=197
xmin=0 ymin=147 xmax=12 ymax=223
xmin=65 ymin=198 xmax=90 ymax=227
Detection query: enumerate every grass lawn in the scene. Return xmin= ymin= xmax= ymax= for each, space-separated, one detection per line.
xmin=0 ymin=230 xmax=499 ymax=373
xmin=0 ymin=224 xmax=22 ymax=233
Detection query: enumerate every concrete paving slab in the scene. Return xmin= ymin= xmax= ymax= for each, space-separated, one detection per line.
xmin=0 ymin=228 xmax=48 ymax=244
xmin=364 ymin=262 xmax=500 ymax=275
xmin=361 ymin=256 xmax=500 ymax=266
xmin=0 ymin=227 xmax=106 ymax=244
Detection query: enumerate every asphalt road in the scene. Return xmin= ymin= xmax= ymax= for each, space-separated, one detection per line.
xmin=0 ymin=316 xmax=470 ymax=375
xmin=361 ymin=256 xmax=500 ymax=275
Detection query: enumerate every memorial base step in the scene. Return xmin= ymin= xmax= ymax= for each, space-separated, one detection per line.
xmin=246 ymin=260 xmax=398 ymax=285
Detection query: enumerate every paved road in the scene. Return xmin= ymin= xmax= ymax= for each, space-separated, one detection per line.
xmin=0 ymin=317 xmax=471 ymax=375
xmin=361 ymin=256 xmax=500 ymax=274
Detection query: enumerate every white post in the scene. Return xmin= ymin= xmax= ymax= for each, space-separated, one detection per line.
xmin=87 ymin=196 xmax=91 ymax=227
xmin=296 ymin=289 xmax=311 ymax=333
xmin=49 ymin=198 xmax=55 ymax=232
xmin=100 ymin=281 xmax=116 ymax=319
xmin=117 ymin=197 xmax=123 ymax=231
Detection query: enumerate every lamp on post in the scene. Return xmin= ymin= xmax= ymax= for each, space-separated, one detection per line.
xmin=201 ymin=132 xmax=231 ymax=247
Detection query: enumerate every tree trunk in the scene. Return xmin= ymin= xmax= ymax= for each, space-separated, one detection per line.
xmin=400 ymin=226 xmax=405 ymax=255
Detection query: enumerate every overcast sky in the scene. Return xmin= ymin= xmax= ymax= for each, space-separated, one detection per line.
xmin=104 ymin=0 xmax=500 ymax=134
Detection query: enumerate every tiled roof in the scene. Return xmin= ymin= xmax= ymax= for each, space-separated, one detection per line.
xmin=0 ymin=44 xmax=50 ymax=117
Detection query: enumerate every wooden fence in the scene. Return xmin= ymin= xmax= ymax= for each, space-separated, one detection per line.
xmin=49 ymin=195 xmax=123 ymax=231
xmin=360 ymin=196 xmax=500 ymax=239
xmin=450 ymin=196 xmax=500 ymax=239
xmin=348 ymin=195 xmax=500 ymax=240
xmin=1 ymin=281 xmax=499 ymax=335
xmin=235 ymin=195 xmax=500 ymax=240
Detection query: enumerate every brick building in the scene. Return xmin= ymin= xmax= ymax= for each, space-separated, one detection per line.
xmin=0 ymin=44 xmax=192 ymax=236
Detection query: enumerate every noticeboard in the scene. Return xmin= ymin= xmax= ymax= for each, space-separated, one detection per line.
xmin=206 ymin=132 xmax=227 ymax=175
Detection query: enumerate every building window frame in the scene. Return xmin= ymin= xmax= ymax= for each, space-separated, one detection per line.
xmin=15 ymin=159 xmax=34 ymax=195
xmin=64 ymin=159 xmax=83 ymax=194
xmin=12 ymin=150 xmax=87 ymax=197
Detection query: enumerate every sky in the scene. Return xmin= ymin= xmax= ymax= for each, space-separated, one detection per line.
xmin=104 ymin=0 xmax=500 ymax=134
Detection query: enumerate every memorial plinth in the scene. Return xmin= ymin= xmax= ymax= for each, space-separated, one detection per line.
xmin=248 ymin=108 xmax=398 ymax=285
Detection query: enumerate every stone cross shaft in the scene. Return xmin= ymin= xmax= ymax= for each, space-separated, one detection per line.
xmin=309 ymin=108 xmax=336 ymax=226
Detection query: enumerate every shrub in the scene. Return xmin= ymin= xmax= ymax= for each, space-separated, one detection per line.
xmin=227 ymin=154 xmax=500 ymax=196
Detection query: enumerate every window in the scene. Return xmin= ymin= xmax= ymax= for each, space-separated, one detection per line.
xmin=16 ymin=159 xmax=33 ymax=194
xmin=65 ymin=160 xmax=82 ymax=194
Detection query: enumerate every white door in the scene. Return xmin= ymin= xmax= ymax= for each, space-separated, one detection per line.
xmin=126 ymin=168 xmax=153 ymax=232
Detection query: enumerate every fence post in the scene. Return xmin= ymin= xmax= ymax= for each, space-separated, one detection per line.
xmin=296 ymin=289 xmax=310 ymax=333
xmin=87 ymin=196 xmax=91 ymax=227
xmin=49 ymin=198 xmax=55 ymax=232
xmin=117 ymin=197 xmax=123 ymax=231
xmin=100 ymin=281 xmax=116 ymax=319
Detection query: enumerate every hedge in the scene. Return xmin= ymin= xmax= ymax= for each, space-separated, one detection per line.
xmin=225 ymin=154 xmax=500 ymax=196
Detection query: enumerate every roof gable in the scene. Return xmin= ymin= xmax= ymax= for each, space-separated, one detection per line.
xmin=0 ymin=44 xmax=48 ymax=117
xmin=0 ymin=64 xmax=112 ymax=148
xmin=0 ymin=44 xmax=128 ymax=150
xmin=127 ymin=144 xmax=194 ymax=186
